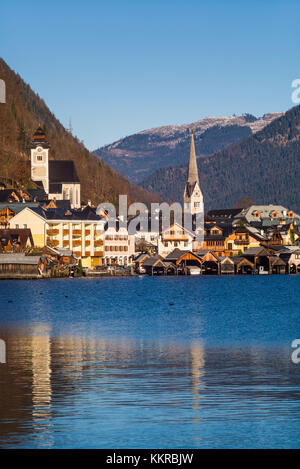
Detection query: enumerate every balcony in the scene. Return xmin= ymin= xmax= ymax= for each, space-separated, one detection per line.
xmin=63 ymin=240 xmax=69 ymax=247
xmin=94 ymin=251 xmax=104 ymax=257
xmin=85 ymin=240 xmax=91 ymax=246
xmin=163 ymin=235 xmax=189 ymax=241
xmin=235 ymin=240 xmax=249 ymax=245
xmin=47 ymin=239 xmax=59 ymax=247
xmin=63 ymin=229 xmax=69 ymax=236
xmin=94 ymin=240 xmax=103 ymax=247
xmin=72 ymin=230 xmax=82 ymax=236
xmin=73 ymin=240 xmax=81 ymax=247
xmin=84 ymin=251 xmax=91 ymax=256
xmin=84 ymin=230 xmax=91 ymax=236
xmin=47 ymin=229 xmax=59 ymax=235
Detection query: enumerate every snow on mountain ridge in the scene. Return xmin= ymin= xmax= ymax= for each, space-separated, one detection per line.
xmin=102 ymin=112 xmax=283 ymax=150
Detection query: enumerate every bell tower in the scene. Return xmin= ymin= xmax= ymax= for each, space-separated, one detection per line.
xmin=31 ymin=126 xmax=49 ymax=194
xmin=183 ymin=128 xmax=204 ymax=215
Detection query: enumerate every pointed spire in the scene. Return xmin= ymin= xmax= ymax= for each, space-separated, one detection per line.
xmin=187 ymin=127 xmax=199 ymax=185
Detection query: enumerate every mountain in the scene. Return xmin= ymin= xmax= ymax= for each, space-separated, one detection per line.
xmin=94 ymin=113 xmax=283 ymax=183
xmin=0 ymin=58 xmax=160 ymax=207
xmin=141 ymin=106 xmax=300 ymax=213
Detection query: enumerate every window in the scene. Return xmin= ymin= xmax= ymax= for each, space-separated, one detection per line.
xmin=174 ymin=242 xmax=178 ymax=247
xmin=23 ymin=224 xmax=27 ymax=229
xmin=15 ymin=224 xmax=19 ymax=229
xmin=184 ymin=241 xmax=188 ymax=247
xmin=37 ymin=154 xmax=43 ymax=161
xmin=194 ymin=202 xmax=200 ymax=208
xmin=164 ymin=242 xmax=168 ymax=247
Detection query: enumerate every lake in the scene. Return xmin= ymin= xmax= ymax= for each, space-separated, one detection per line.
xmin=0 ymin=275 xmax=300 ymax=448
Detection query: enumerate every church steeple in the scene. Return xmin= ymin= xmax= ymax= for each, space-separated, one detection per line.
xmin=187 ymin=128 xmax=199 ymax=186
xmin=183 ymin=127 xmax=204 ymax=216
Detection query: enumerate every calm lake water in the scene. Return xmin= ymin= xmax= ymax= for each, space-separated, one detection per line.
xmin=0 ymin=275 xmax=300 ymax=449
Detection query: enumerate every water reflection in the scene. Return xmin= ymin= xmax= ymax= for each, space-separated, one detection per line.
xmin=190 ymin=342 xmax=205 ymax=418
xmin=31 ymin=326 xmax=53 ymax=447
xmin=0 ymin=323 xmax=299 ymax=448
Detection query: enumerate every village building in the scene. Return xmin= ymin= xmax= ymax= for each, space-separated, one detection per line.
xmin=233 ymin=205 xmax=300 ymax=227
xmin=158 ymin=222 xmax=194 ymax=257
xmin=242 ymin=246 xmax=272 ymax=274
xmin=0 ymin=228 xmax=34 ymax=252
xmin=0 ymin=202 xmax=41 ymax=228
xmin=9 ymin=205 xmax=105 ymax=268
xmin=274 ymin=246 xmax=300 ymax=274
xmin=164 ymin=248 xmax=202 ymax=275
xmin=218 ymin=256 xmax=235 ymax=275
xmin=30 ymin=127 xmax=81 ymax=208
xmin=9 ymin=205 xmax=135 ymax=269
xmin=0 ymin=253 xmax=44 ymax=278
xmin=195 ymin=250 xmax=220 ymax=275
xmin=103 ymin=219 xmax=135 ymax=266
xmin=232 ymin=256 xmax=255 ymax=275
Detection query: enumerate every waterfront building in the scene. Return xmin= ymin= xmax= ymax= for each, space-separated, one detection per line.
xmin=158 ymin=222 xmax=194 ymax=257
xmin=103 ymin=219 xmax=135 ymax=266
xmin=218 ymin=256 xmax=235 ymax=275
xmin=0 ymin=228 xmax=34 ymax=252
xmin=30 ymin=127 xmax=81 ymax=208
xmin=0 ymin=253 xmax=44 ymax=278
xmin=9 ymin=205 xmax=105 ymax=268
xmin=9 ymin=205 xmax=135 ymax=268
xmin=164 ymin=248 xmax=202 ymax=275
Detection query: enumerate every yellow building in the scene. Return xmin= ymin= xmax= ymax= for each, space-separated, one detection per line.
xmin=9 ymin=205 xmax=105 ymax=268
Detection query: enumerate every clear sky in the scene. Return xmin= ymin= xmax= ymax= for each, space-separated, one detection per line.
xmin=1 ymin=0 xmax=300 ymax=149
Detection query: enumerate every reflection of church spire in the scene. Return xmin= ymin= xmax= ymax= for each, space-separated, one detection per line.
xmin=187 ymin=128 xmax=199 ymax=186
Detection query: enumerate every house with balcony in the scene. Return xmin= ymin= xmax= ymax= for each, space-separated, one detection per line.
xmin=9 ymin=205 xmax=106 ymax=269
xmin=158 ymin=222 xmax=194 ymax=257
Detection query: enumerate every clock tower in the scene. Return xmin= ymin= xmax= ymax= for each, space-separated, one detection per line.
xmin=31 ymin=126 xmax=49 ymax=194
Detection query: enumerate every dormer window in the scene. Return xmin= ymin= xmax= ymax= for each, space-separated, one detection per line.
xmin=288 ymin=211 xmax=294 ymax=218
xmin=37 ymin=154 xmax=43 ymax=161
xmin=272 ymin=211 xmax=278 ymax=218
xmin=253 ymin=211 xmax=260 ymax=218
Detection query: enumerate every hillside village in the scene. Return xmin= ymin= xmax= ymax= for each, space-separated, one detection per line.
xmin=0 ymin=126 xmax=299 ymax=279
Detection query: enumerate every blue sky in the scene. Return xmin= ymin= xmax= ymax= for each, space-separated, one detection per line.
xmin=1 ymin=0 xmax=300 ymax=149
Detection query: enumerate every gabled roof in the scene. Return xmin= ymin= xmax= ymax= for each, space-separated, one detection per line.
xmin=142 ymin=255 xmax=165 ymax=267
xmin=270 ymin=256 xmax=286 ymax=266
xmin=233 ymin=256 xmax=255 ymax=266
xmin=0 ymin=253 xmax=40 ymax=265
xmin=243 ymin=247 xmax=270 ymax=257
xmin=164 ymin=248 xmax=190 ymax=261
xmin=134 ymin=252 xmax=150 ymax=263
xmin=219 ymin=256 xmax=234 ymax=264
xmin=0 ymin=202 xmax=40 ymax=214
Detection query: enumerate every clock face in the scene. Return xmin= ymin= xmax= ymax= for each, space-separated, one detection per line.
xmin=37 ymin=147 xmax=42 ymax=152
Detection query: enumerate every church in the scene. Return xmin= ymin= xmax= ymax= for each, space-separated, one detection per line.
xmin=183 ymin=128 xmax=204 ymax=216
xmin=30 ymin=127 xmax=81 ymax=208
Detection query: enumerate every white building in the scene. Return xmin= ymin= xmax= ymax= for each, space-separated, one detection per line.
xmin=31 ymin=127 xmax=81 ymax=208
